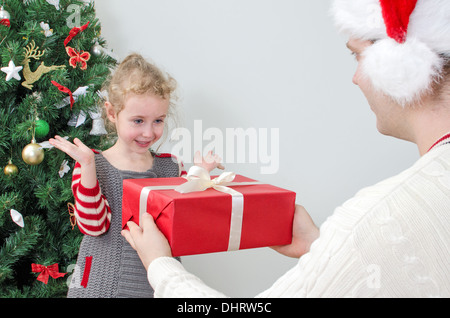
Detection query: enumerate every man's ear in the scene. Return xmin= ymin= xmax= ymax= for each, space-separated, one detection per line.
xmin=105 ymin=102 xmax=117 ymax=123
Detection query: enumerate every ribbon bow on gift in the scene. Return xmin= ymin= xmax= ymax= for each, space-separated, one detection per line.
xmin=31 ymin=263 xmax=66 ymax=284
xmin=175 ymin=166 xmax=237 ymax=194
xmin=174 ymin=166 xmax=263 ymax=252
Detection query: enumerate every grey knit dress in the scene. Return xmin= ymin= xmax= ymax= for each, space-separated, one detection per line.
xmin=67 ymin=152 xmax=181 ymax=298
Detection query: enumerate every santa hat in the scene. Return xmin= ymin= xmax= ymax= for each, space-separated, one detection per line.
xmin=332 ymin=0 xmax=450 ymax=106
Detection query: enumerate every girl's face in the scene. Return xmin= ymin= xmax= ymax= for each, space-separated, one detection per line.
xmin=106 ymin=93 xmax=170 ymax=154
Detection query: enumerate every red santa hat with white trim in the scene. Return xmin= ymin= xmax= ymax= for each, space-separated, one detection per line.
xmin=332 ymin=0 xmax=450 ymax=106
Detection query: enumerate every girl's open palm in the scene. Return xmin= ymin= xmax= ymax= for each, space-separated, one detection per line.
xmin=49 ymin=135 xmax=95 ymax=166
xmin=194 ymin=150 xmax=225 ymax=172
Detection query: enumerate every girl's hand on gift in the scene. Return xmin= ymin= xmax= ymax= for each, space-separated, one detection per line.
xmin=271 ymin=205 xmax=320 ymax=259
xmin=194 ymin=150 xmax=225 ymax=172
xmin=121 ymin=213 xmax=172 ymax=270
xmin=49 ymin=135 xmax=95 ymax=167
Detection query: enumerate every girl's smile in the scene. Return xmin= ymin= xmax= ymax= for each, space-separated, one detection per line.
xmin=135 ymin=139 xmax=154 ymax=148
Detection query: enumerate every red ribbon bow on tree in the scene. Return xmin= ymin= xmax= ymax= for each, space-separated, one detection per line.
xmin=64 ymin=21 xmax=90 ymax=47
xmin=31 ymin=263 xmax=66 ymax=285
xmin=66 ymin=46 xmax=91 ymax=70
xmin=51 ymin=80 xmax=74 ymax=109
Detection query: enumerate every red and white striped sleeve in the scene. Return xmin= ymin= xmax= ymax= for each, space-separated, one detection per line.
xmin=71 ymin=162 xmax=111 ymax=236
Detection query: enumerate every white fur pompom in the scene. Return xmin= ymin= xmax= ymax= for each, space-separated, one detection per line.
xmin=361 ymin=38 xmax=444 ymax=106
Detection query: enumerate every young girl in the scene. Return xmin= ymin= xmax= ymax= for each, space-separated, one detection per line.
xmin=50 ymin=54 xmax=222 ymax=298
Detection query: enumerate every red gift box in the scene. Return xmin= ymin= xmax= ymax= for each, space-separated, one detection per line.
xmin=122 ymin=170 xmax=296 ymax=257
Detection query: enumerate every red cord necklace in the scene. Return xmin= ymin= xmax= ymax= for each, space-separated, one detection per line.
xmin=427 ymin=133 xmax=450 ymax=153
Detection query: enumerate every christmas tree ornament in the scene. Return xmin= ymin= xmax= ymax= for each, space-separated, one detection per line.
xmin=51 ymin=80 xmax=75 ymax=109
xmin=67 ymin=203 xmax=76 ymax=230
xmin=89 ymin=109 xmax=107 ymax=136
xmin=40 ymin=22 xmax=53 ymax=37
xmin=22 ymin=41 xmax=65 ymax=90
xmin=91 ymin=41 xmax=103 ymax=57
xmin=54 ymin=85 xmax=88 ymax=109
xmin=1 ymin=60 xmax=23 ymax=81
xmin=0 ymin=6 xmax=10 ymax=27
xmin=59 ymin=159 xmax=70 ymax=178
xmin=64 ymin=21 xmax=90 ymax=46
xmin=39 ymin=136 xmax=69 ymax=149
xmin=67 ymin=111 xmax=87 ymax=127
xmin=31 ymin=263 xmax=66 ymax=284
xmin=4 ymin=159 xmax=19 ymax=176
xmin=22 ymin=139 xmax=45 ymax=165
xmin=66 ymin=46 xmax=91 ymax=70
xmin=10 ymin=209 xmax=25 ymax=228
xmin=35 ymin=119 xmax=50 ymax=138
xmin=45 ymin=0 xmax=60 ymax=10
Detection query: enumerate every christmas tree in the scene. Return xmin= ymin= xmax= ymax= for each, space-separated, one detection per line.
xmin=0 ymin=0 xmax=116 ymax=297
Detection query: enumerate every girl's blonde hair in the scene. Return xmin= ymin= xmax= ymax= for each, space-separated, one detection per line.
xmin=102 ymin=53 xmax=179 ymax=149
xmin=106 ymin=53 xmax=177 ymax=113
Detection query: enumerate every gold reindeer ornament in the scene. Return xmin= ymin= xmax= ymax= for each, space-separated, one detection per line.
xmin=22 ymin=41 xmax=65 ymax=90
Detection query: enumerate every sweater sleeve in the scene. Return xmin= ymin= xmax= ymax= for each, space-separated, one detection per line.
xmin=71 ymin=162 xmax=111 ymax=236
xmin=148 ymin=257 xmax=228 ymax=298
xmin=146 ymin=217 xmax=357 ymax=298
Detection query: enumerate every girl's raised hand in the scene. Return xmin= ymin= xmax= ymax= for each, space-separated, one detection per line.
xmin=194 ymin=150 xmax=225 ymax=172
xmin=49 ymin=135 xmax=95 ymax=167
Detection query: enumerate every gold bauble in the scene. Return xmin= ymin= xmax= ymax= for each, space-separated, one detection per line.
xmin=22 ymin=140 xmax=44 ymax=165
xmin=4 ymin=160 xmax=19 ymax=176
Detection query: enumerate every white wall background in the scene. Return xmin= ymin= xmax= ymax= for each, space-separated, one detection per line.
xmin=94 ymin=0 xmax=418 ymax=297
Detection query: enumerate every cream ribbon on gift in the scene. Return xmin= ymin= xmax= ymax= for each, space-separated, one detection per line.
xmin=175 ymin=166 xmax=238 ymax=193
xmin=138 ymin=166 xmax=262 ymax=252
xmin=176 ymin=166 xmax=244 ymax=251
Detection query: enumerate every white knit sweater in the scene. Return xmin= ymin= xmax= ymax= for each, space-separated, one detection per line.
xmin=147 ymin=143 xmax=450 ymax=298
